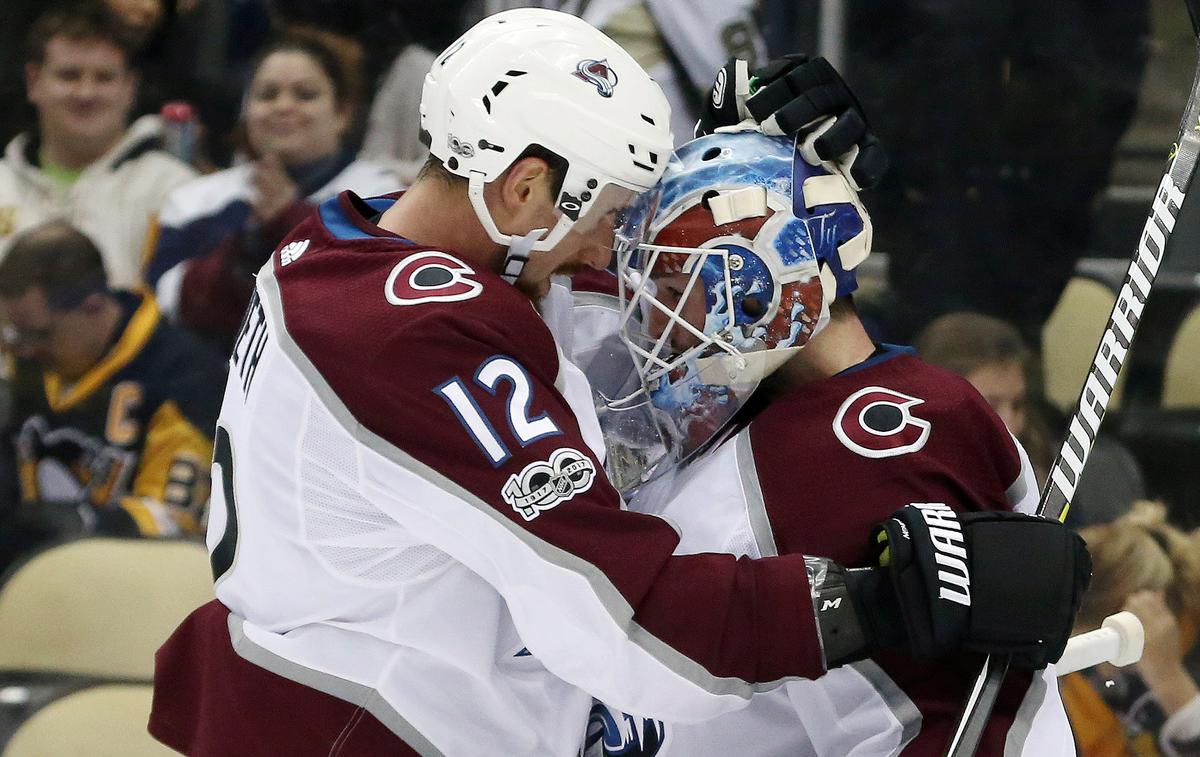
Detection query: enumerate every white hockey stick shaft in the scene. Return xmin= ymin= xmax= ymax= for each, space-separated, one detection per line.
xmin=1055 ymin=612 xmax=1145 ymax=677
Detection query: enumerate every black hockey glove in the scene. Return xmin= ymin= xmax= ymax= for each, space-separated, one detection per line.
xmin=876 ymin=504 xmax=1091 ymax=669
xmin=696 ymin=55 xmax=888 ymax=190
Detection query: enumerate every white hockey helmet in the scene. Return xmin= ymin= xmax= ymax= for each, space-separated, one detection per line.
xmin=420 ymin=9 xmax=675 ymax=281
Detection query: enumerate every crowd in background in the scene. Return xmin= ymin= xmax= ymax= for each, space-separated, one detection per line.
xmin=0 ymin=1 xmax=1197 ymax=755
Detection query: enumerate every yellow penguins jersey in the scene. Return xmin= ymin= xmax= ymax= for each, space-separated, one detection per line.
xmin=6 ymin=290 xmax=225 ymax=536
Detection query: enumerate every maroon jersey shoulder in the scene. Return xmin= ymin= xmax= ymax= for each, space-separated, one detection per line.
xmin=274 ymin=193 xmax=562 ymax=396
xmin=749 ymin=352 xmax=1021 ymax=564
xmin=270 ymin=192 xmax=586 ymax=503
xmin=747 ymin=351 xmax=1036 ymax=755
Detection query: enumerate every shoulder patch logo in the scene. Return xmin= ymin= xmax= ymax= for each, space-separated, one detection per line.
xmin=573 ymin=58 xmax=618 ymax=98
xmin=502 ymin=447 xmax=596 ymax=521
xmin=833 ymin=386 xmax=931 ymax=459
xmin=279 ymin=239 xmax=309 ymax=266
xmin=386 ymin=251 xmax=483 ymax=306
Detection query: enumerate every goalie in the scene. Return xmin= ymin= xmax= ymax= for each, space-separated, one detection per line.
xmin=581 ymin=127 xmax=1085 ymax=756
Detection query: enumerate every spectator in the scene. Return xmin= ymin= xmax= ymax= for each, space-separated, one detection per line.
xmin=915 ymin=311 xmax=1050 ymax=474
xmin=1063 ymin=502 xmax=1200 ymax=757
xmin=103 ymin=0 xmax=208 ymax=138
xmin=146 ymin=35 xmax=398 ymax=350
xmin=0 ymin=0 xmax=71 ymax=145
xmin=0 ymin=1 xmax=196 ymax=289
xmin=914 ymin=310 xmax=1147 ymax=523
xmin=104 ymin=0 xmax=167 ymax=48
xmin=0 ymin=221 xmax=224 ymax=573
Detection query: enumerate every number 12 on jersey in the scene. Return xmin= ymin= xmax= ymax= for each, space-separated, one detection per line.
xmin=435 ymin=356 xmax=561 ymax=466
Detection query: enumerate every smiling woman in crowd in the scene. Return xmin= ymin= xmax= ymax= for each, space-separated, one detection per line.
xmin=144 ymin=34 xmax=398 ymax=350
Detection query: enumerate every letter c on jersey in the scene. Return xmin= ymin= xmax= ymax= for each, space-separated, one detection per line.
xmin=385 ymin=251 xmax=483 ymax=306
xmin=833 ymin=386 xmax=931 ymax=459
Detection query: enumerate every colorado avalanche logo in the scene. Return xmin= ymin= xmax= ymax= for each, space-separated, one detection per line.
xmin=585 ymin=703 xmax=666 ymax=757
xmin=573 ymin=58 xmax=619 ymax=98
xmin=385 ymin=251 xmax=482 ymax=306
xmin=833 ymin=386 xmax=931 ymax=459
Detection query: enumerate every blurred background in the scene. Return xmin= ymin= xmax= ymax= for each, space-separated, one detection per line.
xmin=0 ymin=1 xmax=1198 ymax=755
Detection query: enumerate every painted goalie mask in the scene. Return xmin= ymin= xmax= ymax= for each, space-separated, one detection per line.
xmin=600 ymin=130 xmax=872 ymax=494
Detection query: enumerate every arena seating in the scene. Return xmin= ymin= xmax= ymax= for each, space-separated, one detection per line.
xmin=1162 ymin=304 xmax=1200 ymax=408
xmin=0 ymin=538 xmax=211 ymax=751
xmin=2 ymin=684 xmax=171 ymax=757
xmin=1042 ymin=275 xmax=1129 ymax=413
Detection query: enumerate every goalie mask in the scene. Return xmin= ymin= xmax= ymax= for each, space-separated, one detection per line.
xmin=602 ymin=130 xmax=871 ymax=493
xmin=421 ymin=8 xmax=673 ymax=283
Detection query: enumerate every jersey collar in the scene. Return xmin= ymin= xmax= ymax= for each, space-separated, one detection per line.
xmin=835 ymin=343 xmax=916 ymax=377
xmin=43 ymin=289 xmax=159 ymax=412
xmin=319 ymin=191 xmax=414 ymax=242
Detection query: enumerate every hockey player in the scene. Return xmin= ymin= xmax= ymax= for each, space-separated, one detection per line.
xmin=584 ymin=130 xmax=1085 ymax=755
xmin=148 ymin=10 xmax=1087 ymax=756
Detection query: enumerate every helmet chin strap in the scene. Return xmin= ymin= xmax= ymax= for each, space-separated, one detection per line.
xmin=501 ymin=228 xmax=547 ymax=284
xmin=467 ymin=172 xmax=563 ymax=284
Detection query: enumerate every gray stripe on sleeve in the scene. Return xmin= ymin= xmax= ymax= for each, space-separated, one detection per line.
xmin=226 ymin=613 xmax=446 ymax=757
xmin=850 ymin=660 xmax=922 ymax=751
xmin=1005 ymin=432 xmax=1034 ymax=510
xmin=1003 ymin=668 xmax=1048 ymax=756
xmin=736 ymin=428 xmax=779 ymax=558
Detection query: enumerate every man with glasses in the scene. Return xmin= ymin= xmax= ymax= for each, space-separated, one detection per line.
xmin=0 ymin=220 xmax=223 ymax=571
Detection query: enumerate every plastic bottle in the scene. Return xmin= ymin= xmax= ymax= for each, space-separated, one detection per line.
xmin=160 ymin=101 xmax=198 ymax=165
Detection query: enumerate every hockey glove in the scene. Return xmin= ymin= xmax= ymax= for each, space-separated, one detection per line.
xmin=876 ymin=504 xmax=1091 ymax=669
xmin=696 ymin=54 xmax=888 ymax=190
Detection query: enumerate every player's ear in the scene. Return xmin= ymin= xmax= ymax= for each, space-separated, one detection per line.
xmin=499 ymin=156 xmax=553 ymax=212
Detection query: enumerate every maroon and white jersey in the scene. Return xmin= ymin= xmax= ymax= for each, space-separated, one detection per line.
xmin=601 ymin=346 xmax=1072 ymax=756
xmin=150 ymin=192 xmax=834 ymax=756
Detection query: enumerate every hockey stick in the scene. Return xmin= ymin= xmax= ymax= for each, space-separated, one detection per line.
xmin=944 ymin=2 xmax=1200 ymax=754
xmin=1054 ymin=612 xmax=1144 ymax=677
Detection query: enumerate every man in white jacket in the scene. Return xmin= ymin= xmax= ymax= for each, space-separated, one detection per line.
xmin=0 ymin=3 xmax=194 ymax=290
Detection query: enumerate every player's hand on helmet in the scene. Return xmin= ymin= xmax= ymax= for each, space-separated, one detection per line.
xmin=697 ymin=55 xmax=888 ymax=191
xmin=874 ymin=504 xmax=1091 ymax=669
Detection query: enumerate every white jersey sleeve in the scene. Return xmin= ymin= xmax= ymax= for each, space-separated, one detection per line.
xmin=1008 ymin=432 xmax=1041 ymax=514
xmin=204 ymin=203 xmax=831 ymax=755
